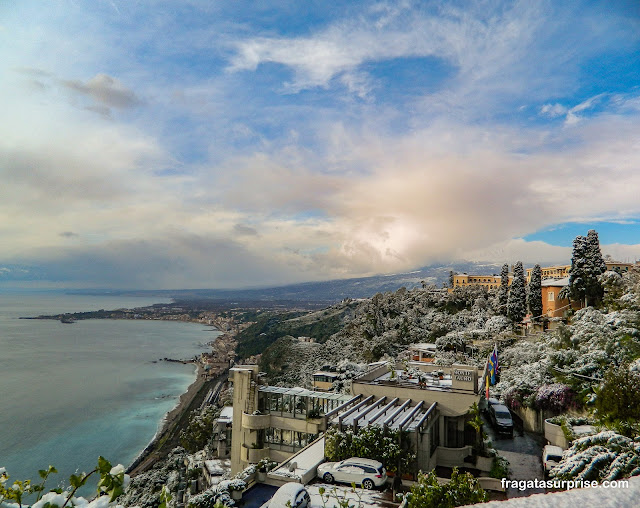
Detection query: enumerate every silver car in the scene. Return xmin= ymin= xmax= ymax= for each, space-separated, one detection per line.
xmin=317 ymin=457 xmax=387 ymax=489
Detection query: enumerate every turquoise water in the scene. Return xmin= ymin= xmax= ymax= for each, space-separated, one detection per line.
xmin=0 ymin=292 xmax=221 ymax=492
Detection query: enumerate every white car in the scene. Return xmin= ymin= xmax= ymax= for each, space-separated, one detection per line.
xmin=542 ymin=445 xmax=564 ymax=477
xmin=261 ymin=482 xmax=310 ymax=508
xmin=317 ymin=457 xmax=387 ymax=489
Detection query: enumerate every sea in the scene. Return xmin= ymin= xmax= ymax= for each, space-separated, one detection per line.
xmin=0 ymin=290 xmax=221 ymax=494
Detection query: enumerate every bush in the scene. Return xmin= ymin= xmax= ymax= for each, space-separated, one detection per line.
xmin=180 ymin=405 xmax=221 ymax=452
xmin=324 ymin=426 xmax=415 ymax=474
xmin=534 ymin=384 xmax=577 ymax=413
xmin=404 ymin=468 xmax=488 ymax=508
xmin=595 ymin=365 xmax=640 ymax=437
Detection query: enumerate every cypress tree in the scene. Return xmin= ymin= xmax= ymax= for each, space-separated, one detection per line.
xmin=497 ymin=263 xmax=509 ymax=315
xmin=528 ymin=264 xmax=543 ymax=320
xmin=569 ymin=230 xmax=606 ymax=306
xmin=507 ymin=261 xmax=527 ymax=324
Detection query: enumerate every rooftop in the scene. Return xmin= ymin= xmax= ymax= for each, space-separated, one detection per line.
xmin=541 ymin=277 xmax=570 ymax=287
xmin=330 ymin=395 xmax=438 ymax=432
xmin=258 ymin=385 xmax=352 ymax=401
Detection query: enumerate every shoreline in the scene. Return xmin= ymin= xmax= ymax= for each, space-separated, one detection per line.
xmin=127 ymin=362 xmax=209 ymax=475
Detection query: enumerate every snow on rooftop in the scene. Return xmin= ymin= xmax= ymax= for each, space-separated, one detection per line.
xmin=218 ymin=406 xmax=234 ymax=422
xmin=541 ymin=277 xmax=570 ymax=287
xmin=374 ymin=370 xmax=453 ymax=388
xmin=271 ymin=437 xmax=326 ymax=480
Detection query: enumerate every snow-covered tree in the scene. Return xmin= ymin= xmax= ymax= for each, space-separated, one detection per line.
xmin=497 ymin=263 xmax=509 ymax=315
xmin=507 ymin=261 xmax=526 ymax=324
xmin=569 ymin=230 xmax=607 ymax=306
xmin=528 ymin=264 xmax=543 ymax=320
xmin=551 ymin=431 xmax=640 ymax=482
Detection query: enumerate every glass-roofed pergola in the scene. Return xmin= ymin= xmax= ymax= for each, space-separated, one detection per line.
xmin=258 ymin=386 xmax=352 ymax=419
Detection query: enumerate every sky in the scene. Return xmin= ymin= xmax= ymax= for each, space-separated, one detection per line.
xmin=1 ymin=0 xmax=640 ymax=289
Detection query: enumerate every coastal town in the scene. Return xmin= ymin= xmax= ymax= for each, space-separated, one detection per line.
xmin=7 ymin=230 xmax=639 ymax=508
xmin=4 ymin=2 xmax=640 ymax=507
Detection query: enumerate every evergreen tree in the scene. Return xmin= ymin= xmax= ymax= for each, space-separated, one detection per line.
xmin=449 ymin=271 xmax=456 ymax=288
xmin=497 ymin=263 xmax=509 ymax=314
xmin=528 ymin=264 xmax=543 ymax=320
xmin=507 ymin=261 xmax=527 ymax=324
xmin=569 ymin=230 xmax=607 ymax=306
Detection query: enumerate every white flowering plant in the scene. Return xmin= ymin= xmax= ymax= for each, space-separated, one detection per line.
xmin=0 ymin=457 xmax=129 ymax=508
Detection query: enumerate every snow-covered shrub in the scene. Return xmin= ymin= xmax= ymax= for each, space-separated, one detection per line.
xmin=551 ymin=431 xmax=640 ymax=482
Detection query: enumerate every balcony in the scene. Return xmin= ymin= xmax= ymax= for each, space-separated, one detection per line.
xmin=241 ymin=444 xmax=270 ymax=463
xmin=242 ymin=412 xmax=271 ymax=430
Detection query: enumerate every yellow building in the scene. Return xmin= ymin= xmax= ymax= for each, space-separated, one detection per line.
xmin=452 ymin=273 xmax=510 ymax=290
xmin=526 ymin=261 xmax=634 ymax=283
xmin=525 ymin=265 xmax=571 ymax=283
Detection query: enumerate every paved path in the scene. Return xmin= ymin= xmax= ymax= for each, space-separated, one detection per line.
xmin=482 ymin=413 xmax=547 ymax=498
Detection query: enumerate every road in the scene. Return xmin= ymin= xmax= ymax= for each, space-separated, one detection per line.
xmin=482 ymin=413 xmax=547 ymax=498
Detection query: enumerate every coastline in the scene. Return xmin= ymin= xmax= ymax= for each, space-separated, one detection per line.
xmin=128 ymin=362 xmax=207 ymax=475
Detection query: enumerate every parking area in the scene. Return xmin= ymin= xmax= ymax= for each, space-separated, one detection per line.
xmin=238 ymin=481 xmax=397 ymax=508
xmin=482 ymin=412 xmax=547 ymax=498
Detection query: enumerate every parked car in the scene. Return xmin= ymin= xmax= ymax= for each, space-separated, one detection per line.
xmin=488 ymin=403 xmax=514 ymax=436
xmin=317 ymin=457 xmax=387 ymax=489
xmin=542 ymin=445 xmax=564 ymax=478
xmin=484 ymin=397 xmax=501 ymax=415
xmin=261 ymin=482 xmax=310 ymax=508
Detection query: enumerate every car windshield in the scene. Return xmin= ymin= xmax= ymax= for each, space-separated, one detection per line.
xmin=495 ymin=411 xmax=511 ymax=419
xmin=548 ymin=455 xmax=562 ymax=462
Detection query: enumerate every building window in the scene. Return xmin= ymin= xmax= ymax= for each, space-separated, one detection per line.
xmin=548 ymin=292 xmax=554 ymax=301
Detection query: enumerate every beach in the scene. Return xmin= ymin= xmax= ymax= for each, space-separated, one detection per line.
xmin=128 ymin=362 xmax=225 ymax=475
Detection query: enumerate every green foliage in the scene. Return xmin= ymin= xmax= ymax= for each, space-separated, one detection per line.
xmin=595 ymin=365 xmax=640 ymax=437
xmin=404 ymin=468 xmax=488 ymax=508
xmin=324 ymin=426 xmax=415 ymax=474
xmin=236 ymin=310 xmax=344 ymax=358
xmin=158 ymin=485 xmax=172 ymax=508
xmin=489 ymin=456 xmax=510 ymax=479
xmin=316 ymin=485 xmax=363 ymax=508
xmin=180 ymin=405 xmax=221 ymax=452
xmin=0 ymin=457 xmax=128 ymax=508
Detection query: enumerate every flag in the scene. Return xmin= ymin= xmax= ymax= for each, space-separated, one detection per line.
xmin=490 ymin=345 xmax=498 ymax=385
xmin=491 ymin=344 xmax=498 ymax=385
xmin=487 ymin=352 xmax=496 ymax=385
xmin=485 ymin=375 xmax=490 ymax=399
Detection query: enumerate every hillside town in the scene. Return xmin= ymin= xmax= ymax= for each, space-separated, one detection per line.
xmin=3 ymin=230 xmax=639 ymax=508
xmin=107 ymin=230 xmax=640 ymax=507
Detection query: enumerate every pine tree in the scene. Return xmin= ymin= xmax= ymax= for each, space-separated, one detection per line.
xmin=528 ymin=264 xmax=543 ymax=320
xmin=569 ymin=230 xmax=607 ymax=306
xmin=449 ymin=271 xmax=456 ymax=288
xmin=497 ymin=263 xmax=509 ymax=315
xmin=507 ymin=261 xmax=527 ymax=324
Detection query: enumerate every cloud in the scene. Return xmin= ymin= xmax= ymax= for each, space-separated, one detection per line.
xmin=2 ymin=0 xmax=640 ymax=289
xmin=62 ymin=73 xmax=140 ymax=110
xmin=233 ymin=224 xmax=259 ymax=236
xmin=540 ymin=103 xmax=567 ymax=118
xmin=564 ymin=94 xmax=606 ymax=125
